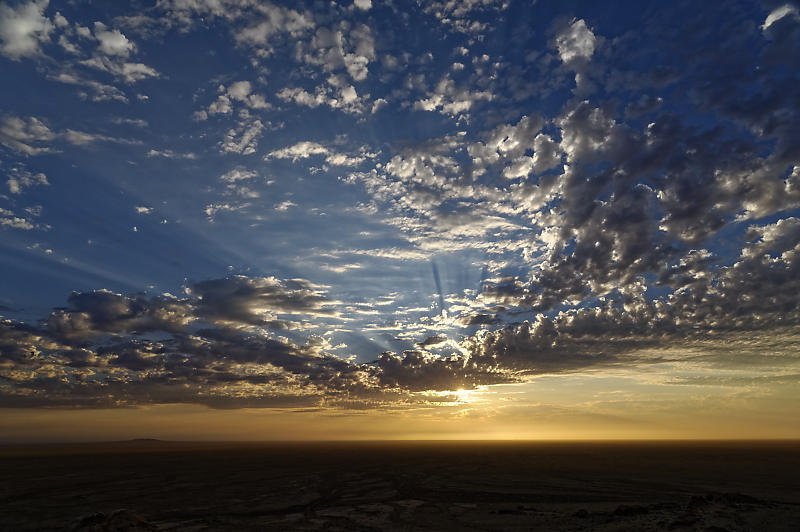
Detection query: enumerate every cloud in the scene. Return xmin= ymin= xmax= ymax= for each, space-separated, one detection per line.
xmin=188 ymin=275 xmax=333 ymax=327
xmin=149 ymin=0 xmax=314 ymax=57
xmin=0 ymin=0 xmax=53 ymax=60
xmin=220 ymin=167 xmax=258 ymax=182
xmin=233 ymin=2 xmax=313 ymax=47
xmin=203 ymin=81 xmax=271 ymax=119
xmin=423 ymin=0 xmax=508 ymax=35
xmin=219 ymin=114 xmax=263 ymax=155
xmin=93 ymin=22 xmax=133 ymax=56
xmin=46 ymin=290 xmax=192 ymax=344
xmin=2 ymin=234 xmax=800 ymax=407
xmin=762 ymin=4 xmax=799 ymax=30
xmin=276 ymin=82 xmax=368 ymax=114
xmin=555 ymin=19 xmax=596 ymax=63
xmin=51 ymin=72 xmax=129 ymax=102
xmin=267 ymin=141 xmax=328 ymax=161
xmin=414 ymin=73 xmax=494 ymax=117
xmin=0 ymin=115 xmax=55 ymax=155
xmin=300 ymin=22 xmax=375 ymax=82
xmin=6 ymin=166 xmax=48 ymax=194
xmin=39 ymin=275 xmax=336 ymax=346
xmin=2 ymin=1 xmax=800 ymax=412
xmin=265 ymin=141 xmax=372 ymax=167
xmin=147 ymin=148 xmax=197 ymax=159
xmin=80 ymin=56 xmax=159 ymax=83
xmin=0 ymin=207 xmax=37 ymax=230
xmin=1 ymin=115 xmax=140 ymax=155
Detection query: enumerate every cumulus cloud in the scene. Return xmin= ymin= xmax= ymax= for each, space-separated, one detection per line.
xmin=299 ymin=22 xmax=375 ymax=82
xmin=423 ymin=0 xmax=508 ymax=35
xmin=6 ymin=165 xmax=48 ymax=194
xmin=276 ymin=82 xmax=368 ymax=114
xmin=51 ymin=72 xmax=129 ymax=103
xmin=0 ymin=207 xmax=38 ymax=230
xmin=220 ymin=167 xmax=258 ymax=182
xmin=2 ymin=1 xmax=800 ymax=412
xmin=233 ymin=2 xmax=313 ymax=48
xmin=93 ymin=22 xmax=133 ymax=56
xmin=146 ymin=148 xmax=197 ymax=159
xmin=80 ymin=56 xmax=159 ymax=83
xmin=414 ymin=73 xmax=493 ymax=117
xmin=188 ymin=276 xmax=333 ymax=327
xmin=2 ymin=223 xmax=800 ymax=409
xmin=0 ymin=115 xmax=137 ymax=155
xmin=0 ymin=0 xmax=53 ymax=60
xmin=38 ymin=275 xmax=336 ymax=347
xmin=0 ymin=115 xmax=55 ymax=155
xmin=203 ymin=81 xmax=270 ymax=119
xmin=265 ymin=141 xmax=371 ymax=167
xmin=219 ymin=115 xmax=263 ymax=155
xmin=46 ymin=290 xmax=192 ymax=343
xmin=762 ymin=4 xmax=799 ymax=30
xmin=555 ymin=19 xmax=596 ymax=63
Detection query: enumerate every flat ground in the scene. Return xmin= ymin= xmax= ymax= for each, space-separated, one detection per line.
xmin=1 ymin=440 xmax=799 ymax=531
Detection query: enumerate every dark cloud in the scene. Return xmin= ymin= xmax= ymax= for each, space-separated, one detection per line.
xmin=46 ymin=290 xmax=191 ymax=344
xmin=375 ymin=350 xmax=516 ymax=392
xmin=468 ymin=217 xmax=800 ymax=373
xmin=417 ymin=335 xmax=447 ymax=347
xmin=189 ymin=275 xmax=332 ymax=327
xmin=2 ymin=214 xmax=800 ymax=409
xmin=42 ymin=275 xmax=334 ymax=345
xmin=2 ymin=2 xmax=800 ymax=411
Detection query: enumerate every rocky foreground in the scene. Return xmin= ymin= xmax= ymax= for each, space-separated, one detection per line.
xmin=1 ymin=441 xmax=798 ymax=531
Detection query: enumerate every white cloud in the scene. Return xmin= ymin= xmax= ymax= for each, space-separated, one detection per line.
xmin=205 ymin=81 xmax=271 ymax=117
xmin=266 ymin=141 xmax=372 ymax=167
xmin=274 ymin=199 xmax=297 ymax=211
xmin=354 ymin=0 xmax=371 ymax=10
xmin=423 ymin=0 xmax=507 ymax=35
xmin=0 ymin=115 xmax=55 ymax=155
xmin=0 ymin=207 xmax=37 ymax=230
xmin=762 ymin=4 xmax=799 ymax=30
xmin=0 ymin=0 xmax=53 ymax=60
xmin=112 ymin=118 xmax=148 ymax=127
xmin=7 ymin=166 xmax=48 ymax=194
xmin=135 ymin=206 xmax=153 ymax=214
xmin=205 ymin=201 xmax=250 ymax=221
xmin=80 ymin=56 xmax=159 ymax=83
xmin=147 ymin=148 xmax=197 ymax=159
xmin=0 ymin=115 xmax=139 ymax=155
xmin=52 ymin=71 xmax=129 ymax=103
xmin=301 ymin=23 xmax=376 ymax=82
xmin=220 ymin=168 xmax=258 ymax=182
xmin=277 ymin=84 xmax=367 ymax=114
xmin=555 ymin=19 xmax=596 ymax=63
xmin=227 ymin=80 xmax=251 ymax=100
xmin=219 ymin=116 xmax=263 ymax=155
xmin=93 ymin=22 xmax=134 ymax=56
xmin=414 ymin=74 xmax=493 ymax=117
xmin=234 ymin=3 xmax=313 ymax=47
xmin=267 ymin=141 xmax=328 ymax=161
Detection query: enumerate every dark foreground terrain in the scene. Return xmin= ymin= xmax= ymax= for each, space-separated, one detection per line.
xmin=1 ymin=440 xmax=799 ymax=531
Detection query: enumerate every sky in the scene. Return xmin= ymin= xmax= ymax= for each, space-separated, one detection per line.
xmin=1 ymin=0 xmax=799 ymax=442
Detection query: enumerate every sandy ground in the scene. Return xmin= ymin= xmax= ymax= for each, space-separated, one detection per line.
xmin=1 ymin=440 xmax=798 ymax=531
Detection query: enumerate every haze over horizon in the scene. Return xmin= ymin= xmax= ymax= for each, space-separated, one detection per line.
xmin=1 ymin=0 xmax=799 ymax=442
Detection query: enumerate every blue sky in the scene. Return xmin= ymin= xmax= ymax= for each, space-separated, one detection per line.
xmin=1 ymin=0 xmax=799 ymax=435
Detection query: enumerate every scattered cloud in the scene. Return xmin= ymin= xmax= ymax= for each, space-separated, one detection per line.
xmin=0 ymin=0 xmax=53 ymax=60
xmin=555 ymin=18 xmax=596 ymax=63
